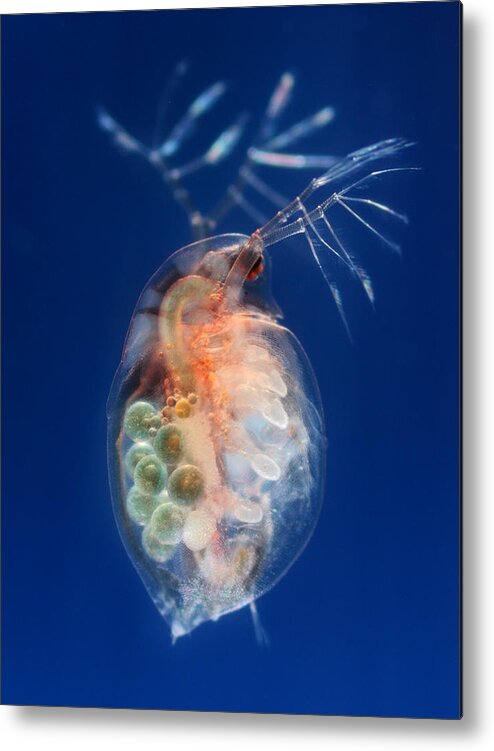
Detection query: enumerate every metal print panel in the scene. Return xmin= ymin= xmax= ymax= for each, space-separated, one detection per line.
xmin=2 ymin=1 xmax=461 ymax=718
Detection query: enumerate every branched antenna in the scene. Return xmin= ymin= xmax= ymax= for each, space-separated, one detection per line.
xmin=98 ymin=64 xmax=417 ymax=335
xmin=209 ymin=71 xmax=338 ymax=226
xmin=97 ymin=66 xmax=339 ymax=240
xmin=98 ymin=62 xmax=244 ymax=240
xmin=257 ymin=138 xmax=419 ymax=333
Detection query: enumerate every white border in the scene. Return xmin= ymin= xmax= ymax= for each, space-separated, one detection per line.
xmin=3 ymin=0 xmax=494 ymax=748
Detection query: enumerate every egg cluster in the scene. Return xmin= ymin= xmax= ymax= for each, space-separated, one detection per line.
xmin=123 ymin=396 xmax=216 ymax=563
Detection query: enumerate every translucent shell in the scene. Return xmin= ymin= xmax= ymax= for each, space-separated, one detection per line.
xmin=107 ymin=234 xmax=325 ymax=640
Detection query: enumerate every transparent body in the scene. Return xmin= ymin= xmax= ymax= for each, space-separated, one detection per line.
xmin=108 ymin=234 xmax=326 ymax=639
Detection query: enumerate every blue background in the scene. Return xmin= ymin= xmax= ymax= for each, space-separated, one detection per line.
xmin=2 ymin=2 xmax=460 ymax=718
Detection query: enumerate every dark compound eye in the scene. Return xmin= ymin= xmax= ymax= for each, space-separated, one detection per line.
xmin=246 ymin=256 xmax=264 ymax=282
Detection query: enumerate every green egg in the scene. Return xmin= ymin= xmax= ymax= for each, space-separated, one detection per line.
xmin=124 ymin=401 xmax=158 ymax=441
xmin=134 ymin=455 xmax=167 ymax=495
xmin=142 ymin=525 xmax=176 ymax=564
xmin=167 ymin=464 xmax=204 ymax=506
xmin=125 ymin=442 xmax=155 ymax=476
xmin=148 ymin=415 xmax=162 ymax=430
xmin=125 ymin=486 xmax=161 ymax=525
xmin=154 ymin=425 xmax=183 ymax=464
xmin=149 ymin=502 xmax=185 ymax=545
